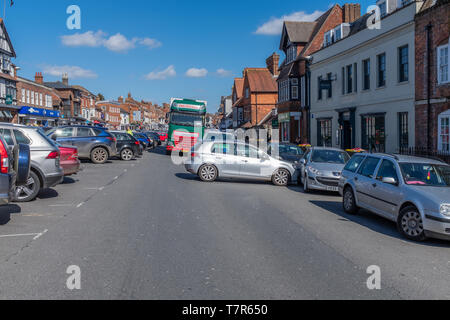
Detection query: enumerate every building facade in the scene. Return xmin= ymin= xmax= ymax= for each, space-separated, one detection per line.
xmin=276 ymin=3 xmax=361 ymax=144
xmin=310 ymin=1 xmax=422 ymax=153
xmin=414 ymin=0 xmax=450 ymax=152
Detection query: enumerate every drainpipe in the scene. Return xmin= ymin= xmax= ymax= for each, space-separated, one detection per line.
xmin=425 ymin=23 xmax=432 ymax=151
xmin=304 ymin=56 xmax=313 ymax=144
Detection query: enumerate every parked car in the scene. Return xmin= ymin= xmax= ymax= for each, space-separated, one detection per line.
xmin=145 ymin=131 xmax=161 ymax=146
xmin=111 ymin=131 xmax=142 ymax=161
xmin=268 ymin=143 xmax=305 ymax=163
xmin=0 ymin=124 xmax=64 ymax=202
xmin=339 ymin=153 xmax=450 ymax=242
xmin=0 ymin=135 xmax=30 ymax=205
xmin=46 ymin=126 xmax=117 ymax=164
xmin=56 ymin=143 xmax=81 ymax=176
xmin=299 ymin=147 xmax=350 ymax=193
xmin=133 ymin=132 xmax=152 ymax=150
xmin=185 ymin=141 xmax=299 ymax=186
xmin=158 ymin=132 xmax=168 ymax=143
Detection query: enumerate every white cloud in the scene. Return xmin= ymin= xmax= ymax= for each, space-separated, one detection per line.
xmin=61 ymin=30 xmax=162 ymax=52
xmin=139 ymin=38 xmax=162 ymax=49
xmin=104 ymin=33 xmax=138 ymax=52
xmin=186 ymin=68 xmax=208 ymax=78
xmin=216 ymin=68 xmax=232 ymax=77
xmin=61 ymin=30 xmax=106 ymax=47
xmin=254 ymin=10 xmax=324 ymax=35
xmin=145 ymin=65 xmax=176 ymax=80
xmin=43 ymin=65 xmax=98 ymax=79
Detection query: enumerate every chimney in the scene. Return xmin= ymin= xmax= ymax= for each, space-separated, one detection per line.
xmin=62 ymin=73 xmax=69 ymax=86
xmin=35 ymin=72 xmax=43 ymax=84
xmin=266 ymin=52 xmax=280 ymax=77
xmin=343 ymin=3 xmax=361 ymax=23
xmin=118 ymin=96 xmax=124 ymax=103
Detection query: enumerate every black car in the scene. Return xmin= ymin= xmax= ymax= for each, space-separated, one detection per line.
xmin=145 ymin=131 xmax=161 ymax=146
xmin=268 ymin=143 xmax=305 ymax=163
xmin=110 ymin=131 xmax=142 ymax=161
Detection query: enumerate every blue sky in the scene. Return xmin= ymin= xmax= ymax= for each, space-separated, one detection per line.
xmin=4 ymin=0 xmax=372 ymax=112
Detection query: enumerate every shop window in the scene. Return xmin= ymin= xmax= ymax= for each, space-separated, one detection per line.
xmin=317 ymin=119 xmax=332 ymax=147
xmin=398 ymin=112 xmax=408 ymax=150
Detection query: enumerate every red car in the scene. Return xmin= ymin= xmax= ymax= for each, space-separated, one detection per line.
xmin=158 ymin=132 xmax=168 ymax=142
xmin=58 ymin=145 xmax=81 ymax=176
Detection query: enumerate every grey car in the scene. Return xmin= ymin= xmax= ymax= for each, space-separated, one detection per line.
xmin=47 ymin=126 xmax=117 ymax=164
xmin=339 ymin=153 xmax=450 ymax=242
xmin=185 ymin=141 xmax=299 ymax=186
xmin=299 ymin=147 xmax=350 ymax=193
xmin=0 ymin=124 xmax=64 ymax=202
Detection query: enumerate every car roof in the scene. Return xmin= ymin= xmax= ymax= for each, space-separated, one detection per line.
xmin=357 ymin=153 xmax=447 ymax=165
xmin=311 ymin=146 xmax=346 ymax=152
xmin=0 ymin=123 xmax=37 ymax=129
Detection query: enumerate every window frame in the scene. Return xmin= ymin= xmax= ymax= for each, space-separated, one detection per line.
xmin=346 ymin=64 xmax=353 ymax=94
xmin=362 ymin=58 xmax=371 ymax=90
xmin=438 ymin=110 xmax=450 ymax=152
xmin=437 ymin=43 xmax=449 ymax=85
xmin=377 ymin=53 xmax=386 ymax=88
xmin=398 ymin=45 xmax=409 ymax=83
xmin=357 ymin=156 xmax=381 ymax=178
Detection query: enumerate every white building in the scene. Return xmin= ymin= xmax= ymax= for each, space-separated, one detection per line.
xmin=309 ymin=0 xmax=423 ymax=153
xmin=0 ymin=19 xmax=18 ymax=122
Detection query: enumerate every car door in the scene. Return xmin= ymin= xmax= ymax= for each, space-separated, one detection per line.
xmin=371 ymin=159 xmax=401 ymax=219
xmin=210 ymin=142 xmax=240 ymax=177
xmin=236 ymin=144 xmax=271 ymax=178
xmin=72 ymin=127 xmax=95 ymax=157
xmin=354 ymin=157 xmax=381 ymax=209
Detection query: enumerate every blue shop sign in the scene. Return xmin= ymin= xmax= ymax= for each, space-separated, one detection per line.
xmin=19 ymin=106 xmax=60 ymax=118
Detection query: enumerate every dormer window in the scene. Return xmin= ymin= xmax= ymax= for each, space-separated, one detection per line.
xmin=324 ymin=30 xmax=333 ymax=47
xmin=379 ymin=1 xmax=387 ymax=17
xmin=286 ymin=45 xmax=297 ymax=64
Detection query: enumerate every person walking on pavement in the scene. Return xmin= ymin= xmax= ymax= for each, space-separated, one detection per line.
xmin=127 ymin=127 xmax=133 ymax=136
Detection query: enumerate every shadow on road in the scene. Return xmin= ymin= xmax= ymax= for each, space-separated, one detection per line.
xmin=149 ymin=146 xmax=168 ymax=157
xmin=37 ymin=188 xmax=59 ymax=200
xmin=310 ymin=200 xmax=450 ymax=247
xmin=61 ymin=177 xmax=78 ymax=184
xmin=0 ymin=204 xmax=21 ymax=225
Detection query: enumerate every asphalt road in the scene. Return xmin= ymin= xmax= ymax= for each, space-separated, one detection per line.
xmin=0 ymin=146 xmax=448 ymax=299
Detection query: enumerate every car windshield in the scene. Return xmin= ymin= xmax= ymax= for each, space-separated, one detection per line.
xmin=37 ymin=128 xmax=59 ymax=148
xmin=277 ymin=144 xmax=304 ymax=156
xmin=400 ymin=163 xmax=450 ymax=187
xmin=311 ymin=150 xmax=350 ymax=164
xmin=170 ymin=112 xmax=204 ymax=127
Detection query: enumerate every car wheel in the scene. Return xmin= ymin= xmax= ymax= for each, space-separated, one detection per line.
xmin=303 ymin=174 xmax=310 ymax=193
xmin=166 ymin=150 xmax=172 ymax=156
xmin=272 ymin=168 xmax=290 ymax=186
xmin=397 ymin=206 xmax=427 ymax=241
xmin=198 ymin=164 xmax=218 ymax=182
xmin=91 ymin=147 xmax=108 ymax=164
xmin=13 ymin=171 xmax=40 ymax=202
xmin=343 ymin=186 xmax=359 ymax=214
xmin=120 ymin=148 xmax=134 ymax=161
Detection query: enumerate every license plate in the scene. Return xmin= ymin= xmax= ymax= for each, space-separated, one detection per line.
xmin=327 ymin=186 xmax=338 ymax=192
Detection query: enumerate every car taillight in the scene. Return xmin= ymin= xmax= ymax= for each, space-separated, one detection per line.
xmin=135 ymin=141 xmax=140 ymax=145
xmin=47 ymin=151 xmax=60 ymax=159
xmin=107 ymin=137 xmax=115 ymax=142
xmin=0 ymin=139 xmax=8 ymax=174
xmin=69 ymin=151 xmax=78 ymax=160
xmin=191 ymin=152 xmax=197 ymax=158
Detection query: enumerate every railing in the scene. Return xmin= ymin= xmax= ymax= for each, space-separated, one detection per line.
xmin=398 ymin=147 xmax=450 ymax=164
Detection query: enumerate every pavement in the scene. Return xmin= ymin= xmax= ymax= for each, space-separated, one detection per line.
xmin=0 ymin=146 xmax=448 ymax=299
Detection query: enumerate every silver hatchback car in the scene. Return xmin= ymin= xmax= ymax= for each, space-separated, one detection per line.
xmin=299 ymin=147 xmax=350 ymax=193
xmin=185 ymin=141 xmax=299 ymax=186
xmin=339 ymin=153 xmax=450 ymax=241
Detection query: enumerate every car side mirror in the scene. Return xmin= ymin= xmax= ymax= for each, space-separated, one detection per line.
xmin=300 ymin=158 xmax=306 ymax=165
xmin=382 ymin=177 xmax=398 ymax=185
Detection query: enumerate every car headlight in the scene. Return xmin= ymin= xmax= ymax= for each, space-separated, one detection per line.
xmin=440 ymin=204 xmax=450 ymax=217
xmin=307 ymin=166 xmax=321 ymax=175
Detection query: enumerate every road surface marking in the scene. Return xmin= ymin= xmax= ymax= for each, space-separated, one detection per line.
xmin=33 ymin=229 xmax=48 ymax=240
xmin=77 ymin=202 xmax=84 ymax=208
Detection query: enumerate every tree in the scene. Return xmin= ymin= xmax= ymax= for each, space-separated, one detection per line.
xmin=97 ymin=93 xmax=105 ymax=101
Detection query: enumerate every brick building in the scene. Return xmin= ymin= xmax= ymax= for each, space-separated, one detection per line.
xmin=44 ymin=74 xmax=83 ymax=123
xmin=415 ymin=0 xmax=450 ymax=152
xmin=231 ymin=78 xmax=244 ymax=128
xmin=72 ymin=85 xmax=97 ymax=123
xmin=232 ymin=58 xmax=278 ymax=130
xmin=16 ymin=72 xmax=62 ymax=126
xmin=96 ymin=100 xmax=122 ymax=129
xmin=277 ymin=3 xmax=361 ymax=143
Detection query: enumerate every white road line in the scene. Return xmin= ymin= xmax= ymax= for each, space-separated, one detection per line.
xmin=33 ymin=229 xmax=48 ymax=240
xmin=99 ymin=186 xmax=104 ymax=191
xmin=114 ymin=176 xmax=119 ymax=180
xmin=0 ymin=233 xmax=40 ymax=239
xmin=48 ymin=204 xmax=73 ymax=207
xmin=77 ymin=202 xmax=84 ymax=208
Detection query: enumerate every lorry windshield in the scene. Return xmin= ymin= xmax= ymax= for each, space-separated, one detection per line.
xmin=170 ymin=112 xmax=204 ymax=127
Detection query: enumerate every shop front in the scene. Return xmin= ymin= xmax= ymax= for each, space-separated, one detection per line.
xmin=278 ymin=112 xmax=290 ymax=142
xmin=18 ymin=106 xmax=61 ymax=127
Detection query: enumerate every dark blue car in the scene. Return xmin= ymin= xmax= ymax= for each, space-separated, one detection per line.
xmin=133 ymin=132 xmax=152 ymax=150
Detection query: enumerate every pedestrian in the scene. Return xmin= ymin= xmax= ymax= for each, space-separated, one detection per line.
xmin=295 ymin=137 xmax=301 ymax=146
xmin=127 ymin=127 xmax=133 ymax=136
